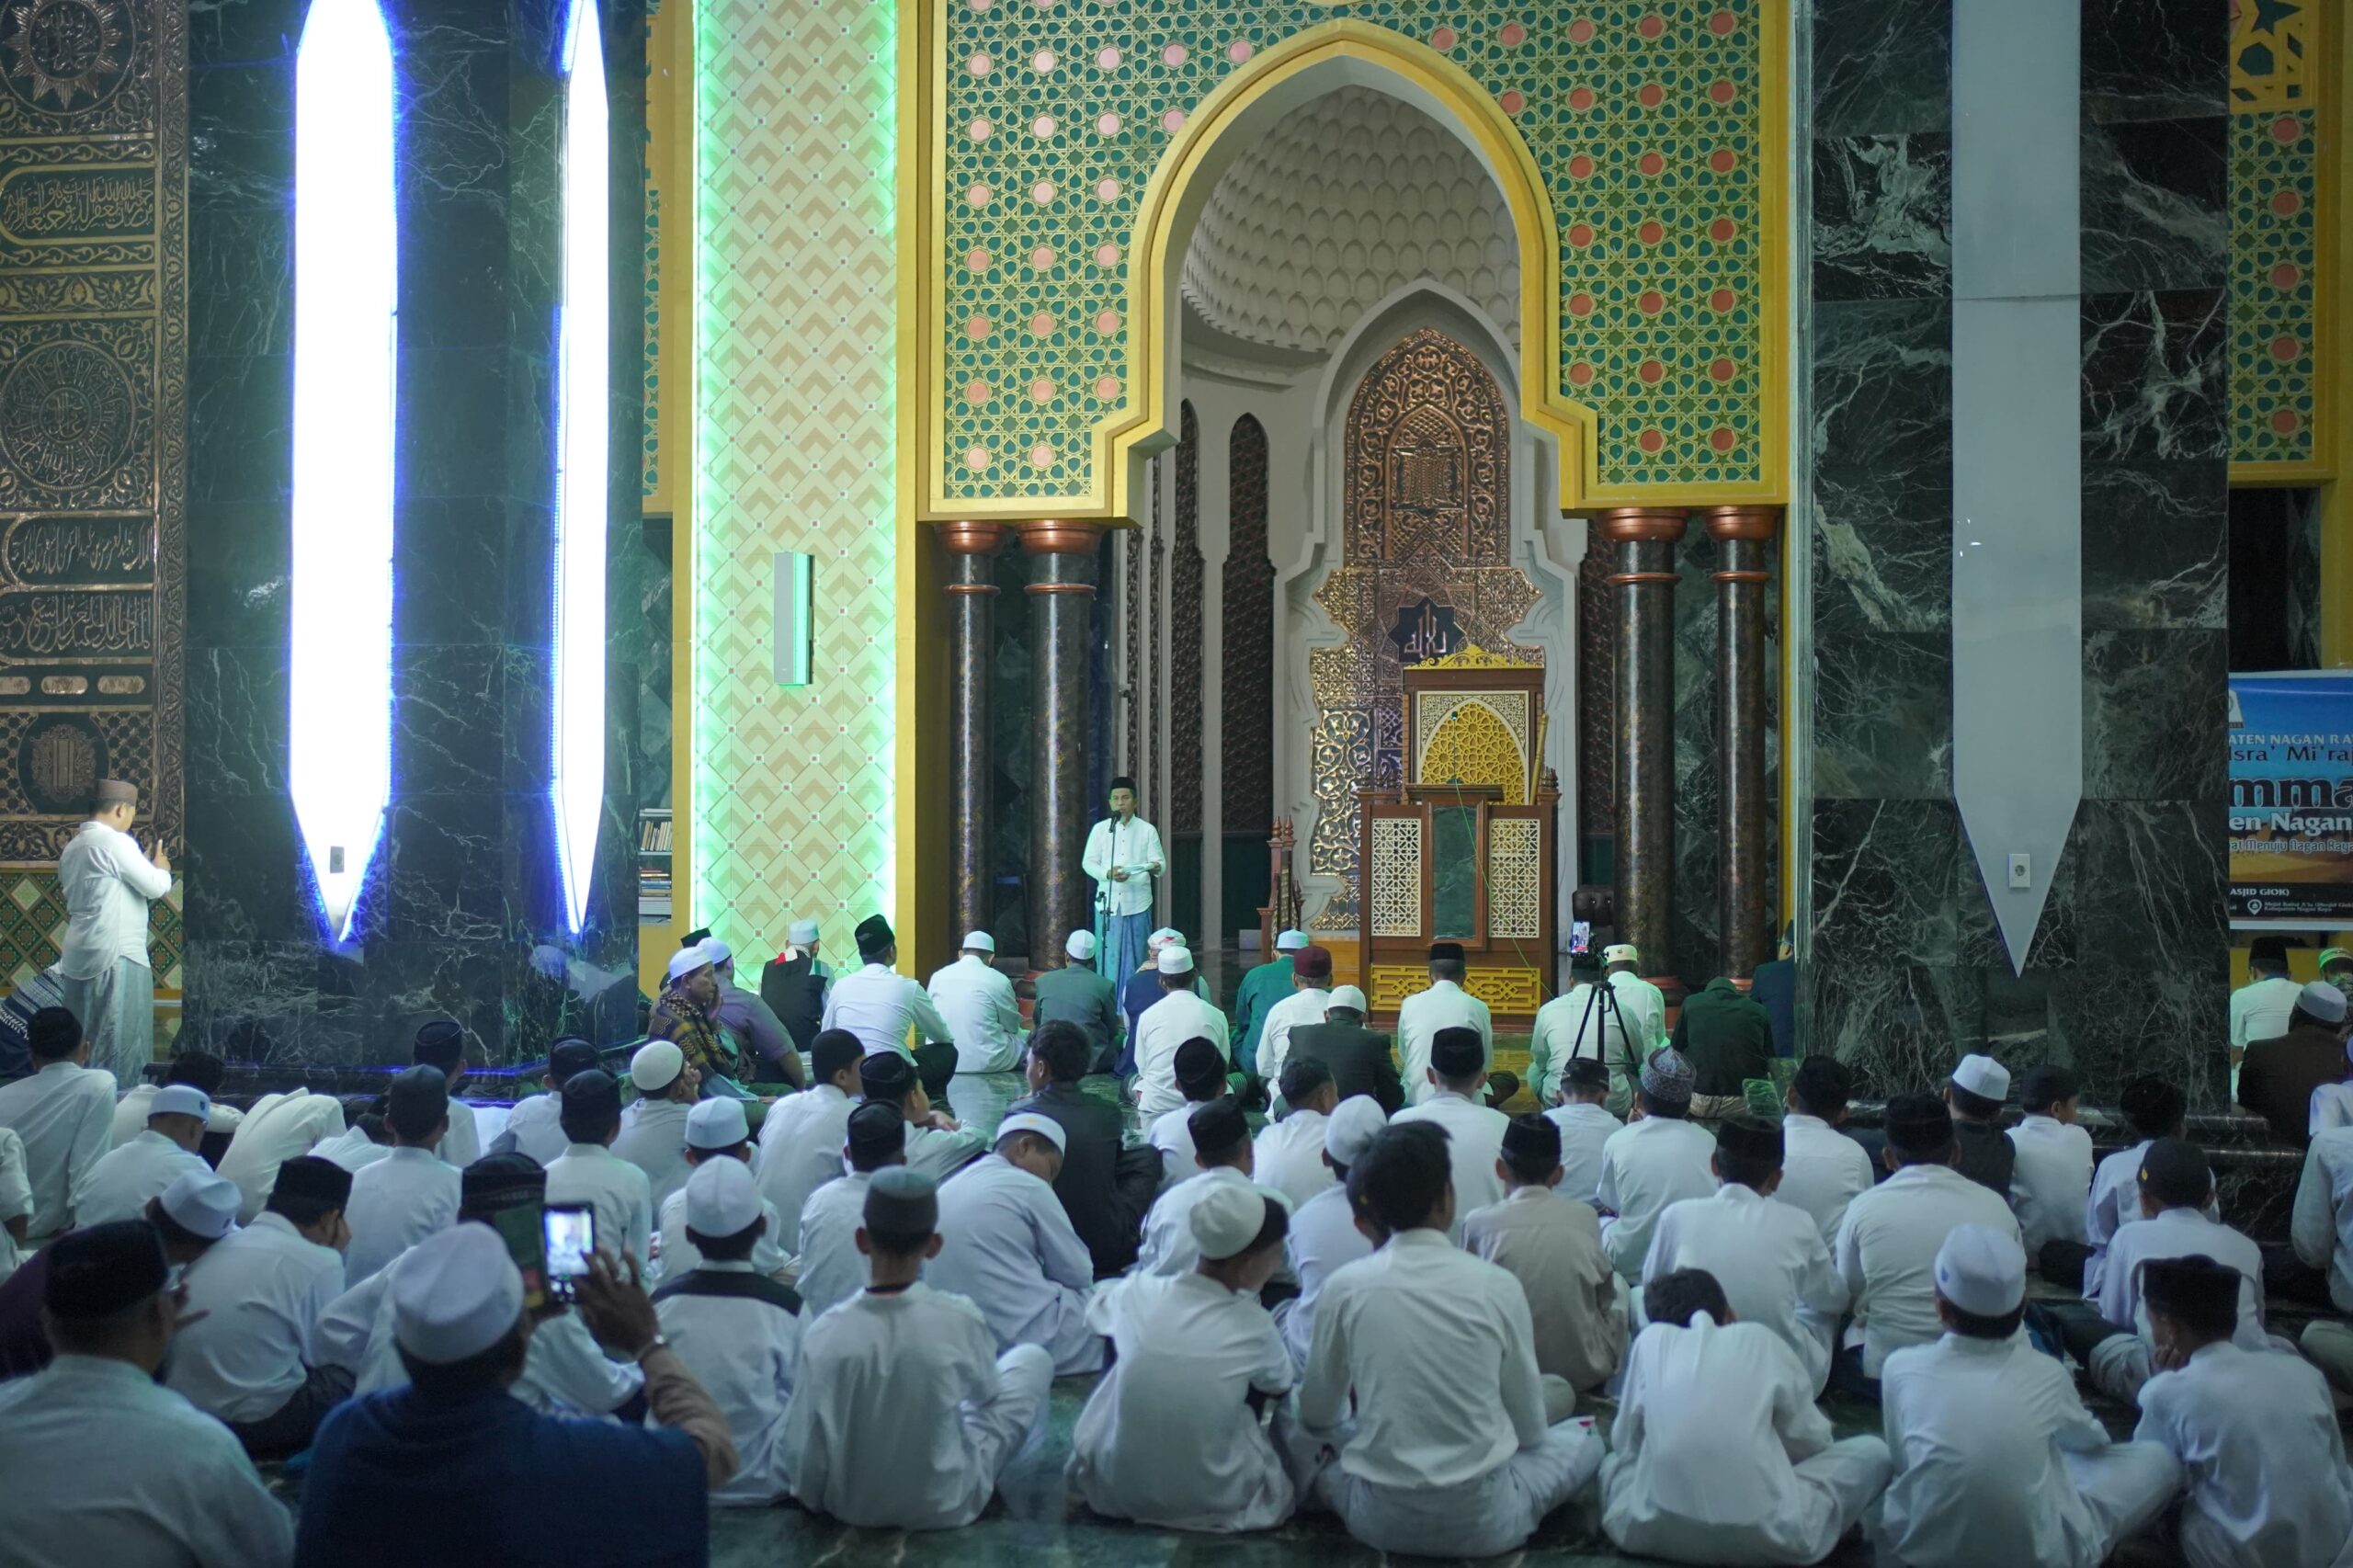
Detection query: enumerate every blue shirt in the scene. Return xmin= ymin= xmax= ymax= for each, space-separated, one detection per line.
xmin=295 ymin=1382 xmax=707 ymax=1568
xmin=1749 ymin=958 xmax=1797 ymax=1059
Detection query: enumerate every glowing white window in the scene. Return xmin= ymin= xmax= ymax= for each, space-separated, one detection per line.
xmin=289 ymin=0 xmax=395 ymax=942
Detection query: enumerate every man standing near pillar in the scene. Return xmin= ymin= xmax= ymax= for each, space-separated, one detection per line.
xmin=1083 ymin=778 xmax=1163 ymax=985
xmin=53 ymin=780 xmax=172 ymax=1088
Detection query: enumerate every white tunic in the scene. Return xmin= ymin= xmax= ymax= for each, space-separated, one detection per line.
xmin=1834 ymin=1161 xmax=2021 ymax=1376
xmin=502 ymin=1093 xmax=568 ymax=1166
xmin=927 ymin=1153 xmax=1101 ymax=1371
xmin=109 ymin=1082 xmax=243 ymax=1148
xmin=0 ymin=1354 xmax=294 ymax=1568
xmin=903 ymin=1119 xmax=986 ymax=1181
xmin=1544 ymin=1100 xmax=1624 ymax=1206
xmin=2293 ymin=1128 xmax=2353 ymax=1311
xmin=311 ymin=1126 xmax=392 ymax=1174
xmin=216 ymin=1090 xmax=346 ymax=1222
xmin=0 ymin=1126 xmax=28 ymax=1281
xmin=2097 ymin=1206 xmax=2268 ymax=1350
xmin=1069 ymin=1272 xmax=1296 ymax=1532
xmin=2134 ymin=1340 xmax=2353 ymax=1568
xmin=0 ymin=1059 xmax=116 ymax=1236
xmin=822 ymin=961 xmax=955 ymax=1059
xmin=1595 ymin=1115 xmax=1717 ymax=1277
xmin=1528 ymin=984 xmax=1651 ymax=1106
xmin=654 ymin=1261 xmax=802 ymax=1506
xmin=1775 ymin=1112 xmax=1877 ymax=1246
xmin=438 ymin=1100 xmax=482 ymax=1169
xmin=782 ymin=1283 xmax=1052 ymax=1529
xmin=1082 ymin=814 xmax=1165 ymax=919
xmin=926 ymin=953 xmax=1027 ymax=1074
xmin=1131 ymin=989 xmax=1231 ymax=1118
xmin=1256 ymin=986 xmax=1333 ymax=1087
xmin=755 ymin=1082 xmax=854 ymax=1252
xmin=70 ymin=1127 xmax=210 ymax=1229
xmin=2230 ymin=974 xmax=2303 ymax=1051
xmin=2007 ymin=1113 xmax=2095 ymax=1250
xmin=544 ymin=1141 xmax=654 ymax=1271
xmin=2085 ymin=1138 xmax=2155 ymax=1286
xmin=790 ymin=1169 xmax=873 ymax=1321
xmin=340 ymin=1145 xmax=460 ymax=1287
xmin=1642 ymin=1182 xmax=1847 ymax=1392
xmin=1138 ymin=1165 xmax=1289 ymax=1278
xmin=654 ymin=1180 xmax=789 ymax=1283
xmin=1392 ymin=1090 xmax=1508 ymax=1238
xmin=611 ymin=1098 xmax=694 ymax=1214
xmin=53 ymin=819 xmax=171 ymax=978
xmin=1279 ymin=1183 xmax=1374 ymax=1369
xmin=1252 ymin=1107 xmax=1334 ymax=1210
xmin=167 ymin=1211 xmax=345 ymax=1423
xmin=1147 ymin=1103 xmax=1201 ymax=1192
xmin=1394 ymin=980 xmax=1494 ymax=1106
xmin=2313 ymin=1081 xmax=2353 ymax=1139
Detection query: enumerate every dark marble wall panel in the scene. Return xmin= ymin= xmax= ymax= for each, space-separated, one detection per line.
xmin=183 ymin=0 xmax=649 ymax=1068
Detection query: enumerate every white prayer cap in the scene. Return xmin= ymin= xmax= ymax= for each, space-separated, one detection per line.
xmin=788 ymin=918 xmax=820 ymax=945
xmin=665 ymin=946 xmax=712 ymax=983
xmin=1276 ymin=929 xmax=1308 ymax=952
xmin=1157 ymin=945 xmax=1196 ymax=975
xmin=685 ymin=1157 xmax=761 ymax=1236
xmin=699 ymin=937 xmax=733 ymax=967
xmin=1327 ymin=984 xmax=1369 ymax=1014
xmin=1602 ymin=943 xmax=1639 ymax=964
xmin=149 ymin=1085 xmax=210 ymax=1120
xmin=1147 ymin=927 xmax=1183 ymax=950
xmin=1189 ymin=1180 xmax=1270 ymax=1261
xmin=685 ymin=1096 xmax=749 ymax=1151
xmin=158 ymin=1170 xmax=240 ymax=1240
xmin=962 ymin=930 xmax=995 ymax=953
xmin=1949 ymin=1053 xmax=2009 ymax=1102
xmin=1934 ymin=1222 xmax=2026 ymax=1317
xmin=394 ymin=1223 xmax=525 ymax=1365
xmin=1324 ymin=1095 xmax=1388 ymax=1165
xmin=2303 ymin=981 xmax=2348 ymax=1025
xmin=995 ymin=1111 xmax=1066 ymax=1154
xmin=630 ymin=1040 xmax=687 ymax=1093
xmin=1064 ymin=929 xmax=1097 ymax=961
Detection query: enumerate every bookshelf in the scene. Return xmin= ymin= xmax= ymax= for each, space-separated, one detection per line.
xmin=637 ymin=808 xmax=673 ymax=925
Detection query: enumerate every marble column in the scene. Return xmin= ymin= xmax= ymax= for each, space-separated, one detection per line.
xmin=1024 ymin=521 xmax=1104 ymax=955
xmin=1707 ymin=506 xmax=1779 ymax=978
xmin=1597 ymin=507 xmax=1688 ymax=986
xmin=938 ymin=522 xmax=1006 ymax=944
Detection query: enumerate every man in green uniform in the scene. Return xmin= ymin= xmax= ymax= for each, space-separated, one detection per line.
xmin=1229 ymin=928 xmax=1308 ymax=1077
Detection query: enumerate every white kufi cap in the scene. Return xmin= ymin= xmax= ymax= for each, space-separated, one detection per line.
xmin=158 ymin=1170 xmax=240 ymax=1240
xmin=1324 ymin=1094 xmax=1389 ymax=1165
xmin=1156 ymin=945 xmax=1195 ymax=975
xmin=1326 ymin=984 xmax=1369 ymax=1013
xmin=699 ymin=937 xmax=732 ymax=967
xmin=1189 ymin=1179 xmax=1270 ymax=1261
xmin=1602 ymin=943 xmax=1640 ymax=964
xmin=685 ymin=1157 xmax=761 ymax=1236
xmin=685 ymin=1096 xmax=750 ymax=1151
xmin=1949 ymin=1053 xmax=2009 ymax=1102
xmin=665 ymin=946 xmax=711 ymax=983
xmin=788 ymin=918 xmax=820 ymax=945
xmin=150 ymin=1085 xmax=210 ymax=1120
xmin=962 ymin=930 xmax=995 ymax=953
xmin=394 ymin=1223 xmax=525 ymax=1365
xmin=2303 ymin=981 xmax=2348 ymax=1025
xmin=630 ymin=1040 xmax=687 ymax=1093
xmin=1934 ymin=1222 xmax=2027 ymax=1317
xmin=1275 ymin=929 xmax=1308 ymax=952
xmin=995 ymin=1111 xmax=1067 ymax=1154
xmin=1064 ymin=929 xmax=1097 ymax=960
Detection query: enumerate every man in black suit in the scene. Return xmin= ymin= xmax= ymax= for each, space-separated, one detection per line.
xmin=759 ymin=940 xmax=828 ymax=1057
xmin=1005 ymin=1019 xmax=1161 ymax=1277
xmin=1283 ymin=984 xmax=1404 ymax=1114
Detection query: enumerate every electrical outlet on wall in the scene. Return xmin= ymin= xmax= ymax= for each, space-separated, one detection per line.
xmin=2006 ymin=853 xmax=2031 ymax=890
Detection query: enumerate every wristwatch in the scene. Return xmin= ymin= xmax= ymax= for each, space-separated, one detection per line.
xmin=634 ymin=1335 xmax=671 ymax=1362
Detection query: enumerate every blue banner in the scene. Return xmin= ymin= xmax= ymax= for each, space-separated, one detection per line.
xmin=2230 ymin=671 xmax=2353 ymax=927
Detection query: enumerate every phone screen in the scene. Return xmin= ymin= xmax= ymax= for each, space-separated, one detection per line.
xmin=1570 ymin=919 xmax=1593 ymax=955
xmin=541 ymin=1204 xmax=596 ymax=1301
xmin=475 ymin=1191 xmax=549 ymax=1312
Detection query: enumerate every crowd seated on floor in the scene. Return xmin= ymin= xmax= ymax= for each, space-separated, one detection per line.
xmin=4 ymin=922 xmax=2353 ymax=1568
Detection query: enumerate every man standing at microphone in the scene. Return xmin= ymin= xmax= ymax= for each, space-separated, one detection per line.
xmin=1082 ymin=778 xmax=1164 ymax=986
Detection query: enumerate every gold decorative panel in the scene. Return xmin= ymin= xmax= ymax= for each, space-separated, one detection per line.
xmin=1487 ymin=817 xmax=1541 ymax=939
xmin=1415 ymin=692 xmax=1530 ymax=801
xmin=2227 ymin=0 xmax=2325 ymax=473
xmin=1368 ymin=814 xmax=1422 ymax=937
xmin=1369 ymin=960 xmax=1540 ymax=1016
xmin=0 ymin=0 xmax=184 ymax=869
xmin=1312 ymin=329 xmax=1540 ymax=925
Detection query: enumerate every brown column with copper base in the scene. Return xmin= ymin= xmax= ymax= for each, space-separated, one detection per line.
xmin=1023 ymin=521 xmax=1104 ymax=958
xmin=1706 ymin=506 xmax=1779 ymax=980
xmin=1596 ymin=507 xmax=1688 ymax=988
xmin=938 ymin=522 xmax=1008 ymax=944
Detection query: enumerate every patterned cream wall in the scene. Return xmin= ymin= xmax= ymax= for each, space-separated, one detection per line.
xmin=694 ymin=0 xmax=899 ymax=947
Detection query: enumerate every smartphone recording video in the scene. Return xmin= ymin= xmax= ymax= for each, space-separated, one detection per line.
xmin=541 ymin=1204 xmax=596 ymax=1301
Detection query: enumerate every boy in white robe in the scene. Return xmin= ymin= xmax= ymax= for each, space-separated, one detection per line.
xmin=1596 ymin=1046 xmax=1717 ymax=1277
xmin=1461 ymin=1112 xmax=1621 ymax=1398
xmin=1138 ymin=1097 xmax=1288 ymax=1279
xmin=1145 ymin=1036 xmax=1226 ymax=1192
xmin=653 ymin=1097 xmax=790 ymax=1284
xmin=2081 ymin=1138 xmax=2274 ymax=1401
xmin=2085 ymin=1074 xmax=2188 ymax=1288
xmin=782 ymin=1168 xmax=1052 ymax=1528
xmin=1252 ymin=1058 xmax=1338 ymax=1208
xmin=69 ymin=1082 xmax=211 ymax=1227
xmin=754 ymin=1029 xmax=862 ymax=1253
xmin=1276 ymin=1095 xmax=1383 ymax=1369
xmin=926 ymin=1113 xmax=1104 ymax=1373
xmin=2006 ymin=1062 xmax=2094 ymax=1273
xmin=1542 ymin=1056 xmax=1623 ymax=1207
xmin=1391 ymin=1026 xmax=1508 ymax=1238
xmin=1874 ymin=1224 xmax=2180 ymax=1568
xmin=1602 ymin=1266 xmax=1891 ymax=1564
xmin=1070 ymin=1180 xmax=1297 ymax=1531
xmin=2133 ymin=1255 xmax=2353 ymax=1568
xmin=791 ymin=1099 xmax=906 ymax=1320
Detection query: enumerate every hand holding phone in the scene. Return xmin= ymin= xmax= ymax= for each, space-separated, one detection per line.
xmin=541 ymin=1204 xmax=596 ymax=1302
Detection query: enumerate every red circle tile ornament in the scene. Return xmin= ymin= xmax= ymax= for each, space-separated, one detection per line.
xmin=1029 ymin=378 xmax=1054 ymax=403
xmin=2273 ymin=408 xmax=2303 ymax=436
xmin=1163 ymin=108 xmax=1187 ymax=132
xmin=1637 ymin=219 xmax=1665 ymax=244
xmin=965 ymin=381 xmax=990 ymax=404
xmin=1500 ymin=89 xmax=1527 ymax=116
xmin=2274 ymin=115 xmax=2302 ymax=143
xmin=969 ymin=51 xmax=993 ymax=75
xmin=1431 ymin=26 xmax=1457 ymax=50
xmin=1568 ymin=153 xmax=1596 ymax=179
xmin=967 ymin=315 xmax=992 ymax=340
xmin=1097 ymin=111 xmax=1122 ymax=135
xmin=2272 ymin=262 xmax=2302 ymax=289
xmin=1568 ymin=17 xmax=1595 ymax=42
xmin=1709 ymin=217 xmax=1736 ymax=242
xmin=1568 ymin=291 xmax=1597 ymax=317
xmin=1096 ymin=241 xmax=1122 ymax=267
xmin=1711 ymin=426 xmax=1737 ymax=451
xmin=1163 ymin=41 xmax=1188 ymax=66
xmin=1638 ymin=427 xmax=1665 ymax=452
xmin=1708 ymin=148 xmax=1737 ymax=173
xmin=1029 ymin=312 xmax=1055 ymax=336
xmin=1229 ymin=39 xmax=1253 ymax=63
xmin=1501 ymin=21 xmax=1527 ymax=46
xmin=1097 ymin=45 xmax=1121 ymax=69
xmin=1710 ymin=288 xmax=1736 ymax=312
xmin=1030 ymin=444 xmax=1054 ymax=469
xmin=971 ymin=0 xmax=990 ymax=10
xmin=1710 ymin=357 xmax=1735 ymax=382
xmin=1096 ymin=309 xmax=1121 ymax=334
xmin=1637 ymin=13 xmax=1665 ymax=40
xmin=1637 ymin=358 xmax=1664 ymax=384
xmin=966 ymin=247 xmax=990 ymax=272
xmin=1095 ymin=375 xmax=1120 ymax=400
xmin=1097 ymin=177 xmax=1123 ymax=201
xmin=1032 ymin=114 xmax=1057 ymax=139
xmin=1031 ymin=179 xmax=1056 ymax=204
xmin=2272 ymin=334 xmax=2302 ymax=362
xmin=1032 ymin=48 xmax=1058 ymax=73
xmin=1568 ymin=360 xmax=1596 ymax=386
xmin=1030 ymin=244 xmax=1055 ymax=268
xmin=1568 ymin=85 xmax=1597 ymax=111
xmin=1567 ymin=222 xmax=1596 ymax=247
xmin=1710 ymin=8 xmax=1737 ymax=33
xmin=968 ymin=182 xmax=992 ymax=207
xmin=1638 ymin=83 xmax=1664 ymax=108
xmin=1637 ymin=290 xmax=1665 ymax=314
xmin=969 ymin=117 xmax=993 ymax=141
xmin=1639 ymin=151 xmax=1665 ymax=176
xmin=1709 ymin=77 xmax=1735 ymax=103
xmin=2273 ymin=189 xmax=2302 ymax=217
xmin=966 ymin=446 xmax=991 ymax=471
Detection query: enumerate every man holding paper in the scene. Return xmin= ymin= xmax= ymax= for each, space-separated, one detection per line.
xmin=1083 ymin=777 xmax=1164 ymax=986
